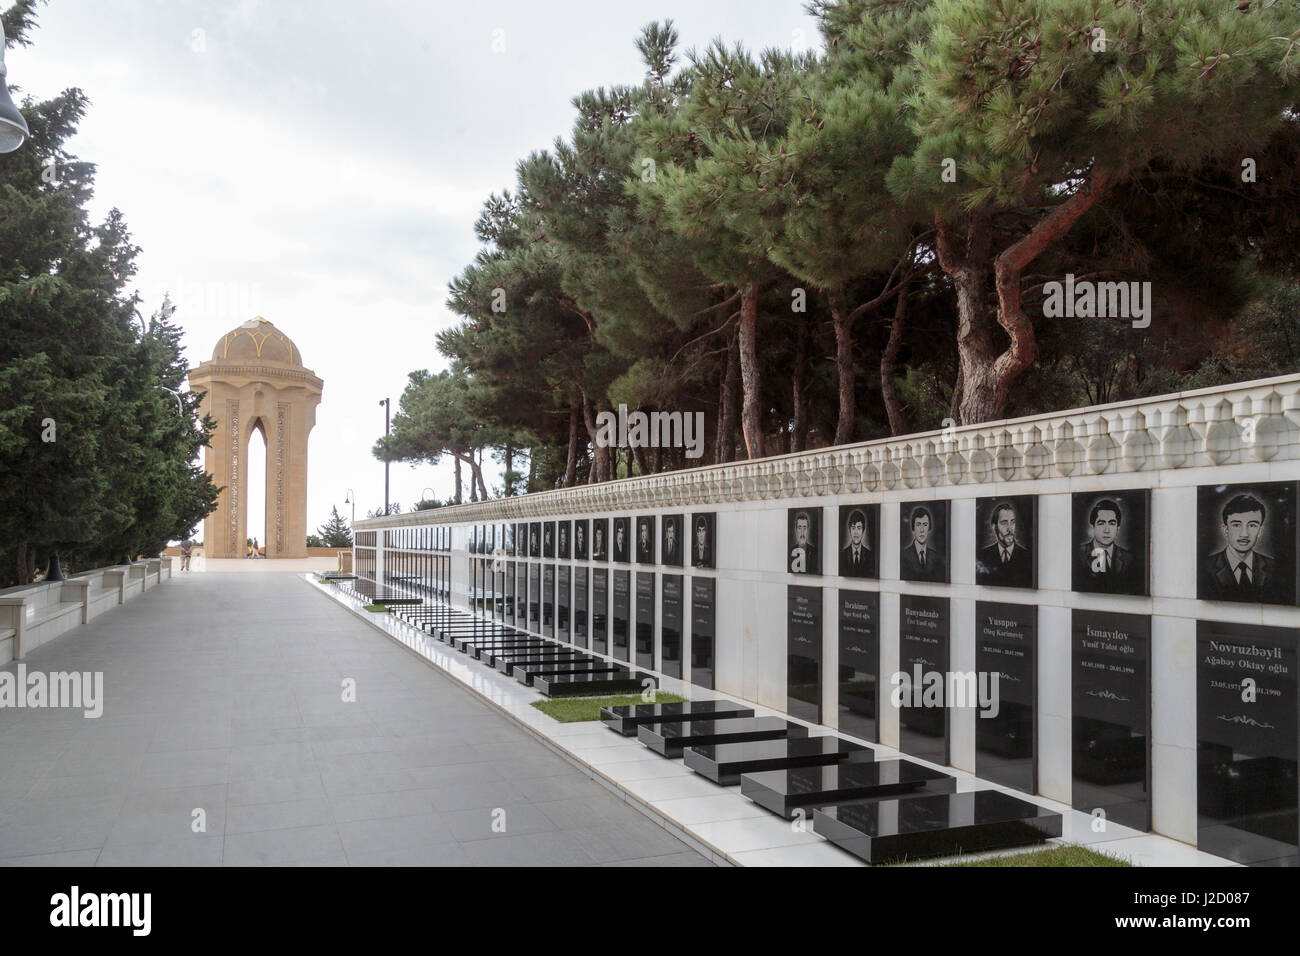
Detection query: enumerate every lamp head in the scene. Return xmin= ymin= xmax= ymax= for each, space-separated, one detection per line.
xmin=0 ymin=22 xmax=30 ymax=153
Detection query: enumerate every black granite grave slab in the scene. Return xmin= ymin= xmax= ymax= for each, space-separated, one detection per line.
xmin=741 ymin=758 xmax=955 ymax=819
xmin=514 ymin=660 xmax=630 ymax=686
xmin=691 ymin=577 xmax=716 ymax=690
xmin=557 ymin=565 xmax=571 ymax=644
xmin=788 ymin=585 xmax=822 ymax=723
xmin=1196 ymin=619 xmax=1298 ymax=866
xmin=528 ymin=563 xmax=541 ymax=633
xmin=493 ymin=651 xmax=594 ymax=673
xmin=638 ymin=716 xmax=808 ymax=757
xmin=612 ymin=570 xmax=631 ymax=662
xmin=813 ymin=790 xmax=1061 ymax=864
xmin=1071 ymin=609 xmax=1151 ymax=832
xmin=636 ymin=572 xmax=656 ymax=669
xmin=574 ymin=567 xmax=589 ymax=650
xmin=975 ymin=601 xmax=1037 ymax=796
xmin=898 ymin=595 xmax=950 ymax=766
xmin=534 ymin=671 xmax=655 ymax=698
xmin=455 ymin=636 xmax=548 ymax=656
xmin=683 ymin=735 xmax=871 ymax=786
xmin=592 ymin=568 xmax=609 ymax=655
xmin=599 ymin=699 xmax=756 ymax=736
xmin=661 ymin=574 xmax=684 ymax=679
xmin=543 ymin=564 xmax=555 ymax=639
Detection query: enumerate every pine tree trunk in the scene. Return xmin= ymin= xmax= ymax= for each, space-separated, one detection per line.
xmin=881 ymin=281 xmax=910 ymax=437
xmin=505 ymin=443 xmax=514 ymax=496
xmin=630 ymin=442 xmax=647 ymax=477
xmin=828 ymin=288 xmax=856 ymax=446
xmin=737 ymin=283 xmax=765 ymax=459
xmin=791 ymin=320 xmax=808 ymax=453
xmin=454 ymin=457 xmax=463 ymax=504
xmin=564 ymin=404 xmax=579 ymax=487
xmin=527 ymin=446 xmax=537 ymax=492
xmin=716 ymin=331 xmax=740 ymax=464
xmin=580 ymin=392 xmax=610 ymax=483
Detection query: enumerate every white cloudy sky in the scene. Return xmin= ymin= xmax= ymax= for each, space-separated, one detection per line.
xmin=8 ymin=0 xmax=821 ymax=540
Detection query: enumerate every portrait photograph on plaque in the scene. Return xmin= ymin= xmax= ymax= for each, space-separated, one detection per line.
xmin=613 ymin=517 xmax=631 ymax=564
xmin=591 ymin=518 xmax=608 ymax=562
xmin=837 ymin=504 xmax=879 ymax=579
xmin=1071 ymin=490 xmax=1149 ymax=596
xmin=543 ymin=521 xmax=555 ymax=559
xmin=574 ymin=519 xmax=589 ymax=560
xmin=529 ymin=521 xmax=541 ymax=558
xmin=1071 ymin=609 xmax=1151 ymax=832
xmin=899 ymin=500 xmax=950 ymax=584
xmin=690 ymin=513 xmax=715 ymax=569
xmin=1196 ymin=481 xmax=1297 ymax=606
xmin=661 ymin=514 xmax=684 ymax=568
xmin=503 ymin=523 xmax=515 ymax=557
xmin=974 ymin=496 xmax=1037 ymax=589
xmin=557 ymin=520 xmax=570 ymax=560
xmin=1195 ymin=619 xmax=1298 ymax=866
xmin=787 ymin=507 xmax=821 ymax=575
xmin=636 ymin=515 xmax=656 ymax=565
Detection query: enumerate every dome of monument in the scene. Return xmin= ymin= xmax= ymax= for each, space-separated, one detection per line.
xmin=211 ymin=317 xmax=303 ymax=367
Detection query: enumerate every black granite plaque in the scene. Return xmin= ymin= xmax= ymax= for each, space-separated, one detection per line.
xmin=591 ymin=518 xmax=608 ymax=562
xmin=1197 ymin=482 xmax=1298 ymax=606
xmin=513 ymin=561 xmax=526 ymax=627
xmin=636 ymin=516 xmax=656 ymax=565
xmin=662 ymin=574 xmax=684 ymax=679
xmin=543 ymin=522 xmax=555 ymax=559
xmin=574 ymin=519 xmax=589 ymax=560
xmin=788 ymin=507 xmax=822 ymax=575
xmin=515 ymin=523 xmax=526 ymax=559
xmin=612 ymin=569 xmax=631 ymax=661
xmin=661 ymin=514 xmax=684 ymax=568
xmin=975 ymin=601 xmax=1037 ymax=795
xmin=691 ymin=577 xmax=716 ymax=689
xmin=900 ymin=501 xmax=950 ymax=584
xmin=557 ymin=565 xmax=571 ymax=643
xmin=573 ymin=567 xmax=589 ymax=649
xmin=1071 ymin=609 xmax=1151 ymax=832
xmin=1070 ymin=490 xmax=1149 ymax=596
xmin=975 ymin=496 xmax=1037 ymax=590
xmin=528 ymin=562 xmax=541 ymax=633
xmin=787 ymin=586 xmax=822 ymax=723
xmin=690 ymin=513 xmax=715 ymax=569
xmin=1196 ymin=619 xmax=1298 ymax=866
xmin=897 ymin=595 xmax=950 ymax=765
xmin=838 ymin=589 xmax=880 ymax=743
xmin=613 ymin=517 xmax=631 ymax=564
xmin=543 ymin=565 xmax=555 ymax=638
xmin=529 ymin=522 xmax=541 ymax=558
xmin=504 ymin=523 xmax=515 ymax=557
xmin=635 ymin=572 xmax=655 ymax=668
xmin=557 ymin=521 xmax=570 ymax=560
xmin=592 ymin=568 xmax=608 ymax=654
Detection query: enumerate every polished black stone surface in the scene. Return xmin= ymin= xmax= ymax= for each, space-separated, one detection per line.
xmin=514 ymin=660 xmax=629 ymax=686
xmin=599 ymin=699 xmax=755 ymax=735
xmin=543 ymin=564 xmax=555 ymax=639
xmin=535 ymin=671 xmax=654 ymax=698
xmin=468 ymin=640 xmax=556 ymax=661
xmin=557 ymin=565 xmax=571 ymax=643
xmin=592 ymin=568 xmax=609 ymax=655
xmin=838 ymin=589 xmax=879 ymax=744
xmin=528 ymin=563 xmax=541 ymax=633
xmin=513 ymin=562 xmax=526 ymax=627
xmin=1071 ymin=609 xmax=1151 ymax=832
xmin=636 ymin=572 xmax=655 ymax=669
xmin=1196 ymin=619 xmax=1298 ymax=866
xmin=1196 ymin=481 xmax=1297 ymax=606
xmin=813 ymin=790 xmax=1061 ymax=864
xmin=637 ymin=716 xmax=808 ymax=757
xmin=455 ymin=636 xmax=546 ymax=655
xmin=975 ymin=601 xmax=1037 ymax=796
xmin=573 ymin=567 xmax=589 ymax=649
xmin=612 ymin=569 xmax=631 ymax=662
xmin=898 ymin=595 xmax=950 ymax=766
xmin=661 ymin=574 xmax=683 ymax=679
xmin=691 ymin=577 xmax=716 ymax=690
xmin=741 ymin=757 xmax=955 ymax=819
xmin=788 ymin=585 xmax=822 ymax=724
xmin=494 ymin=650 xmax=593 ymax=673
xmin=683 ymin=735 xmax=870 ymax=786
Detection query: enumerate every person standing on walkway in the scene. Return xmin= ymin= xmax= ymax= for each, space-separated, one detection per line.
xmin=180 ymin=539 xmax=193 ymax=571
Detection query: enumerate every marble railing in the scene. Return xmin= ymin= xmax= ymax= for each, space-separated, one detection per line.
xmin=354 ymin=372 xmax=1300 ymax=529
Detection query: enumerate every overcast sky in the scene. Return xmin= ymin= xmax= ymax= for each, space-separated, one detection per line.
xmin=8 ymin=0 xmax=821 ymax=540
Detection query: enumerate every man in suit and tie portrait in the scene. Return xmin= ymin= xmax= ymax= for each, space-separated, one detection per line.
xmin=901 ymin=505 xmax=947 ymax=582
xmin=1075 ymin=498 xmax=1139 ymax=594
xmin=692 ymin=515 xmax=713 ymax=569
xmin=1201 ymin=493 xmax=1281 ymax=603
xmin=662 ymin=517 xmax=682 ymax=566
xmin=839 ymin=508 xmax=873 ymax=577
xmin=976 ymin=500 xmax=1034 ymax=588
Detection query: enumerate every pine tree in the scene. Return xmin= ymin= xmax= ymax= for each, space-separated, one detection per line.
xmin=316 ymin=505 xmax=353 ymax=548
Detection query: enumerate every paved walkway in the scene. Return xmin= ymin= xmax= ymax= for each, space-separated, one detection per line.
xmin=0 ymin=574 xmax=710 ymax=866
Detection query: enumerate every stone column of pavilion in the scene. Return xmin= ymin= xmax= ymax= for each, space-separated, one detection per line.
xmin=189 ymin=317 xmax=324 ymax=558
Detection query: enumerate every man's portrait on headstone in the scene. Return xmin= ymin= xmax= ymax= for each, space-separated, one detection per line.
xmin=900 ymin=501 xmax=949 ymax=583
xmin=1197 ymin=482 xmax=1296 ymax=605
xmin=975 ymin=495 xmax=1036 ymax=589
xmin=1071 ymin=490 xmax=1149 ymax=596
xmin=788 ymin=508 xmax=821 ymax=575
xmin=838 ymin=504 xmax=879 ymax=579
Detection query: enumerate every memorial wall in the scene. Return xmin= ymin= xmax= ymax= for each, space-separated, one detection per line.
xmin=355 ymin=373 xmax=1300 ymax=865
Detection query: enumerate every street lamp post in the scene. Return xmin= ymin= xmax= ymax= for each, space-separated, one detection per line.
xmin=379 ymin=398 xmax=390 ymax=514
xmin=0 ymin=20 xmax=30 ymax=153
xmin=420 ymin=487 xmax=435 ymax=509
xmin=344 ymin=489 xmax=355 ymax=530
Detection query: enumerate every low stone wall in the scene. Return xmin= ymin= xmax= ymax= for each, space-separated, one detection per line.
xmin=0 ymin=559 xmax=176 ymax=663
